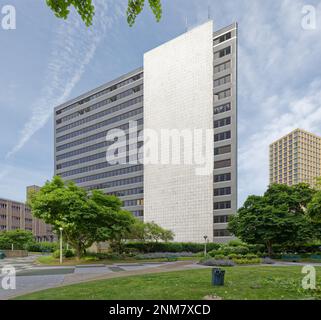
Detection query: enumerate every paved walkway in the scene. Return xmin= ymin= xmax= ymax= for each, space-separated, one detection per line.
xmin=0 ymin=257 xmax=204 ymax=300
xmin=0 ymin=255 xmax=39 ymax=274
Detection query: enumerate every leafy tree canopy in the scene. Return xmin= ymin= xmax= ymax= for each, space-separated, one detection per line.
xmin=28 ymin=176 xmax=135 ymax=259
xmin=111 ymin=219 xmax=175 ymax=253
xmin=46 ymin=0 xmax=162 ymax=27
xmin=308 ymin=191 xmax=321 ymax=223
xmin=229 ymin=184 xmax=316 ymax=256
xmin=264 ymin=183 xmax=315 ymax=214
xmin=0 ymin=230 xmax=35 ymax=250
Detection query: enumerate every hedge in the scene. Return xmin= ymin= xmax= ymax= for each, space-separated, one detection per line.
xmin=26 ymin=242 xmax=59 ymax=253
xmin=124 ymin=242 xmax=221 ymax=253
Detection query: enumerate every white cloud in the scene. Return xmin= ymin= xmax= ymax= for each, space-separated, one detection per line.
xmin=6 ymin=0 xmax=125 ymax=158
xmin=191 ymin=0 xmax=321 ymax=205
xmin=236 ymin=0 xmax=321 ymax=204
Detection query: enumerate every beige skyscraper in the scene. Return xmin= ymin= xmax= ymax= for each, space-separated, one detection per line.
xmin=270 ymin=129 xmax=321 ymax=187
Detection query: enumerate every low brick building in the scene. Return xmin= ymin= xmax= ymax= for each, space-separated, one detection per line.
xmin=0 ymin=186 xmax=54 ymax=241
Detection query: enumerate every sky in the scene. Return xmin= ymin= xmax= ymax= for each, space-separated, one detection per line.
xmin=0 ymin=0 xmax=321 ymax=205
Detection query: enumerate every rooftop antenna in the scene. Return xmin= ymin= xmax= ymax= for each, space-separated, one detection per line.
xmin=208 ymin=5 xmax=211 ymax=20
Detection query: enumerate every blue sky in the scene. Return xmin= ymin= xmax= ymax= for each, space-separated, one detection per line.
xmin=0 ymin=0 xmax=321 ymax=205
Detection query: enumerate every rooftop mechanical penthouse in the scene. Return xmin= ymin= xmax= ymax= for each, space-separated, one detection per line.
xmin=54 ymin=21 xmax=238 ymax=243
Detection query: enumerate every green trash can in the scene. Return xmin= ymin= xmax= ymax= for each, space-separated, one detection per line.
xmin=0 ymin=252 xmax=5 ymax=259
xmin=212 ymin=268 xmax=225 ymax=286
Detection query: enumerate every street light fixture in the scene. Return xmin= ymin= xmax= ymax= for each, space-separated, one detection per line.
xmin=59 ymin=227 xmax=63 ymax=265
xmin=203 ymin=235 xmax=208 ymax=257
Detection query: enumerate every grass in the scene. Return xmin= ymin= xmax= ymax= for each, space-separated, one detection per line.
xmin=36 ymin=255 xmax=198 ymax=266
xmin=15 ymin=266 xmax=321 ymax=300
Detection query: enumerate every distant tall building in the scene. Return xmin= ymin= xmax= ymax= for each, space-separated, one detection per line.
xmin=0 ymin=186 xmax=54 ymax=241
xmin=270 ymin=129 xmax=321 ymax=187
xmin=54 ymin=21 xmax=238 ymax=243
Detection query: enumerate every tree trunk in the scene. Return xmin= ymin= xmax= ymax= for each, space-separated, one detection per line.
xmin=267 ymin=241 xmax=273 ymax=257
xmin=75 ymin=244 xmax=82 ymax=261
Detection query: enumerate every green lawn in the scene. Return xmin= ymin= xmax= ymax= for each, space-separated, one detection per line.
xmin=15 ymin=266 xmax=321 ymax=300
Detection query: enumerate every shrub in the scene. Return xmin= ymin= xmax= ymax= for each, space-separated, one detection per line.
xmin=228 ymin=240 xmax=246 ymax=247
xmin=167 ymin=257 xmax=178 ymax=262
xmin=64 ymin=249 xmax=75 ymax=258
xmin=199 ymin=259 xmax=235 ymax=267
xmin=135 ymin=252 xmax=194 ymax=260
xmin=124 ymin=242 xmax=220 ymax=254
xmin=213 ymin=254 xmax=226 ymax=260
xmin=195 ymin=251 xmax=207 ymax=257
xmin=244 ymin=253 xmax=259 ymax=259
xmin=52 ymin=250 xmax=60 ymax=259
xmin=0 ymin=230 xmax=35 ymax=250
xmin=86 ymin=252 xmax=127 ymax=260
xmin=208 ymin=250 xmax=216 ymax=257
xmin=227 ymin=253 xmax=242 ymax=260
xmin=26 ymin=242 xmax=58 ymax=253
xmin=247 ymin=244 xmax=266 ymax=254
xmin=83 ymin=256 xmax=98 ymax=262
xmin=210 ymin=244 xmax=250 ymax=256
xmin=52 ymin=249 xmax=75 ymax=259
xmin=233 ymin=258 xmax=261 ymax=265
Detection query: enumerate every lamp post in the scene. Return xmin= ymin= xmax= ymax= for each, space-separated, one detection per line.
xmin=59 ymin=227 xmax=63 ymax=265
xmin=203 ymin=235 xmax=208 ymax=257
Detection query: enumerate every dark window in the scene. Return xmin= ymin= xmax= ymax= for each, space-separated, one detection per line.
xmin=56 ymin=94 xmax=143 ymax=131
xmin=214 ymin=187 xmax=231 ymax=196
xmin=214 ymin=75 xmax=231 ymax=88
xmin=56 ymin=107 xmax=143 ymax=143
xmin=214 ymin=117 xmax=231 ymax=129
xmin=214 ymin=61 xmax=231 ymax=74
xmin=84 ymin=176 xmax=143 ymax=191
xmin=214 ymin=215 xmax=230 ymax=224
xmin=213 ymin=32 xmax=232 ymax=45
xmin=57 ymin=141 xmax=143 ymax=173
xmin=215 ymin=89 xmax=231 ymax=100
xmin=214 ymin=201 xmax=231 ymax=210
xmin=214 ymin=159 xmax=231 ymax=169
xmin=214 ymin=229 xmax=231 ymax=237
xmin=214 ymin=103 xmax=231 ymax=115
xmin=66 ymin=165 xmax=143 ymax=184
xmin=214 ymin=145 xmax=231 ymax=156
xmin=214 ymin=173 xmax=231 ymax=182
xmin=132 ymin=210 xmax=144 ymax=217
xmin=214 ymin=131 xmax=231 ymax=142
xmin=214 ymin=46 xmax=231 ymax=59
xmin=55 ymin=72 xmax=143 ymax=115
xmin=56 ymin=119 xmax=143 ymax=152
xmin=107 ymin=187 xmax=143 ymax=197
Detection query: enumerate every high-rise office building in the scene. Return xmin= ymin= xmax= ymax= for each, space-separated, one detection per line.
xmin=270 ymin=129 xmax=321 ymax=187
xmin=54 ymin=21 xmax=238 ymax=243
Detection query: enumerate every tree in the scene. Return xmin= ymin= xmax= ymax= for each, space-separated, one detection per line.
xmin=307 ymin=191 xmax=321 ymax=223
xmin=229 ymin=184 xmax=315 ymax=256
xmin=144 ymin=222 xmax=174 ymax=242
xmin=161 ymin=229 xmax=175 ymax=243
xmin=0 ymin=230 xmax=35 ymax=250
xmin=46 ymin=0 xmax=162 ymax=27
xmin=264 ymin=183 xmax=315 ymax=214
xmin=28 ymin=176 xmax=135 ymax=259
xmin=126 ymin=219 xmax=147 ymax=241
xmin=126 ymin=220 xmax=174 ymax=242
